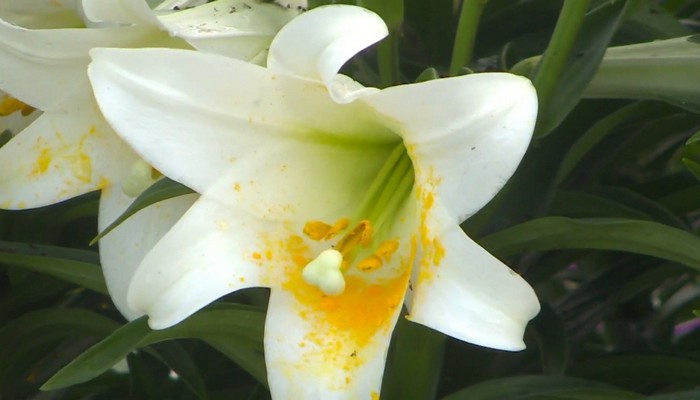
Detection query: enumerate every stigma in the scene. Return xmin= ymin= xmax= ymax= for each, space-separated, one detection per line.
xmin=302 ymin=249 xmax=345 ymax=296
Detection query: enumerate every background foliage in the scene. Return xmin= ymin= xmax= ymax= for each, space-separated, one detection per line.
xmin=2 ymin=0 xmax=700 ymax=399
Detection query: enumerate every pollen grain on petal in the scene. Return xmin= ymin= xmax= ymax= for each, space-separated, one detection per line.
xmin=32 ymin=146 xmax=52 ymax=176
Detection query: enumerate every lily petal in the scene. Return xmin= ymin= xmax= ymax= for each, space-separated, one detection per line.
xmin=157 ymin=0 xmax=298 ymax=61
xmin=154 ymin=0 xmax=208 ymax=11
xmin=89 ymin=47 xmax=397 ymax=221
xmin=0 ymin=20 xmax=153 ymax=110
xmin=98 ymin=185 xmax=198 ymax=320
xmin=79 ymin=0 xmax=161 ymax=27
xmin=127 ymin=196 xmax=288 ymax=329
xmin=265 ymin=288 xmax=397 ymax=400
xmin=363 ymin=73 xmax=538 ymax=221
xmin=0 ymin=88 xmax=134 ymax=209
xmin=0 ymin=0 xmax=83 ymax=28
xmin=406 ymin=203 xmax=540 ymax=351
xmin=267 ymin=4 xmax=387 ymax=103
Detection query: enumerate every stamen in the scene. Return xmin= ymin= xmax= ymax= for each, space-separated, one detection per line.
xmin=357 ymin=239 xmax=400 ymax=273
xmin=302 ymin=249 xmax=345 ymax=296
xmin=336 ymin=220 xmax=373 ymax=255
xmin=303 ymin=220 xmax=332 ymax=240
xmin=0 ymin=96 xmax=35 ymax=117
xmin=375 ymin=239 xmax=400 ymax=261
xmin=303 ymin=218 xmax=350 ymax=241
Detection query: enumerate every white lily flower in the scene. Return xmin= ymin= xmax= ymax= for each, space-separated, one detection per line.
xmin=0 ymin=0 xmax=300 ymax=320
xmin=89 ymin=5 xmax=540 ymax=399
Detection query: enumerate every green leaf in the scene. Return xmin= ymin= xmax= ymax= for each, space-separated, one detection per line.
xmin=0 ymin=129 xmax=12 ymax=147
xmin=619 ymin=0 xmax=692 ymax=41
xmin=481 ymin=217 xmax=700 ymax=272
xmin=91 ymin=177 xmax=194 ymax=245
xmin=551 ymin=101 xmax=660 ymax=189
xmin=441 ymin=375 xmax=641 ymax=400
xmin=583 ymin=35 xmax=700 ymax=112
xmin=0 ymin=241 xmax=106 ymax=293
xmin=0 ymin=309 xmax=120 ymax=396
xmin=204 ymin=339 xmax=267 ymax=387
xmin=381 ymin=318 xmax=445 ymax=400
xmin=534 ymin=0 xmax=637 ymax=137
xmin=151 ymin=342 xmax=209 ymax=400
xmin=551 ymin=188 xmax=685 ymax=229
xmin=682 ymin=158 xmax=700 ymax=182
xmin=574 ymin=354 xmax=700 ymax=389
xmin=647 ymin=391 xmax=700 ymax=400
xmin=42 ymin=304 xmax=264 ymax=391
xmin=530 ymin=303 xmax=569 ymax=375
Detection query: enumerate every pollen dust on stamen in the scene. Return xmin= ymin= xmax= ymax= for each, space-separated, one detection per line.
xmin=0 ymin=96 xmax=35 ymax=117
xmin=303 ymin=218 xmax=350 ymax=241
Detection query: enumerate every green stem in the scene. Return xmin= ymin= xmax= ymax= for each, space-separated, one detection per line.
xmin=368 ymin=153 xmax=411 ymax=225
xmin=378 ymin=35 xmax=400 ymax=86
xmin=354 ymin=143 xmax=405 ymax=220
xmin=531 ymin=0 xmax=590 ymax=111
xmin=449 ymin=0 xmax=488 ymax=76
xmin=373 ymin=161 xmax=414 ymax=234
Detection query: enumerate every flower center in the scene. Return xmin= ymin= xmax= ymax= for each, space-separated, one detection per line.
xmin=301 ymin=143 xmax=414 ymax=295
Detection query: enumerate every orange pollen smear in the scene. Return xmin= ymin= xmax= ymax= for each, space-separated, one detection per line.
xmin=285 ymin=265 xmax=410 ymax=348
xmin=303 ymin=217 xmax=350 ymax=241
xmin=303 ymin=218 xmax=398 ymax=274
xmin=0 ymin=96 xmax=35 ymax=117
xmin=336 ymin=220 xmax=373 ymax=255
xmin=357 ymin=239 xmax=400 ymax=272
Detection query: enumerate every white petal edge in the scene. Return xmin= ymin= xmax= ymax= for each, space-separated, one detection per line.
xmin=267 ymin=5 xmax=387 ymax=103
xmin=127 ymin=196 xmax=291 ymax=329
xmin=0 ymin=20 xmax=153 ymax=110
xmin=363 ymin=72 xmax=538 ymax=222
xmin=157 ymin=0 xmax=298 ymax=61
xmin=154 ymin=0 xmax=208 ymax=11
xmin=98 ymin=186 xmax=198 ymax=320
xmin=79 ymin=0 xmax=162 ymax=28
xmin=88 ymin=47 xmax=397 ymax=222
xmin=0 ymin=88 xmax=137 ymax=209
xmin=406 ymin=203 xmax=540 ymax=351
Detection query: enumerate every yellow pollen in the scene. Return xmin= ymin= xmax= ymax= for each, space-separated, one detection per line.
xmin=336 ymin=220 xmax=374 ymax=255
xmin=326 ymin=217 xmax=350 ymax=239
xmin=70 ymin=152 xmax=92 ymax=183
xmin=0 ymin=96 xmax=35 ymax=117
xmin=32 ymin=147 xmax=52 ymax=175
xmin=357 ymin=254 xmax=383 ymax=272
xmin=356 ymin=239 xmax=400 ymax=273
xmin=375 ymin=239 xmax=400 ymax=261
xmin=303 ymin=218 xmax=350 ymax=241
xmin=371 ymin=392 xmax=380 ymax=400
xmin=303 ymin=220 xmax=333 ymax=241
